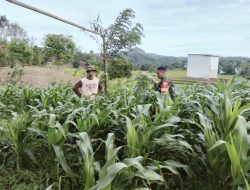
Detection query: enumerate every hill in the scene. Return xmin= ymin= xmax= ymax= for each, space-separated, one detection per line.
xmin=120 ymin=48 xmax=250 ymax=74
xmin=120 ymin=48 xmax=187 ymax=70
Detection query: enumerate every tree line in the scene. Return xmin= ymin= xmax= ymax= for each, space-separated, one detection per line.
xmin=1 ymin=14 xmax=249 ymax=78
xmin=0 ymin=12 xmax=142 ymax=79
xmin=0 ymin=15 xmax=76 ymax=67
xmin=121 ymin=47 xmax=250 ymax=77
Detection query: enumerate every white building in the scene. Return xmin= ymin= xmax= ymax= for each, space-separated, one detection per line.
xmin=187 ymin=54 xmax=219 ymax=79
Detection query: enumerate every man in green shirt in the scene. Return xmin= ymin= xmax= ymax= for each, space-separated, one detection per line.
xmin=155 ymin=66 xmax=176 ymax=101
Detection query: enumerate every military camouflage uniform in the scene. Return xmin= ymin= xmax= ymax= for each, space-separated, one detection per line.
xmin=155 ymin=77 xmax=176 ymax=102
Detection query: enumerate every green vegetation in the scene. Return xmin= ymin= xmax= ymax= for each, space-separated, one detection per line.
xmin=1 ymin=11 xmax=250 ymax=189
xmin=44 ymin=34 xmax=76 ymax=65
xmin=108 ymin=56 xmax=134 ymax=79
xmin=0 ymin=78 xmax=250 ymax=189
xmin=7 ymin=39 xmax=33 ymax=67
xmin=120 ymin=48 xmax=250 ymax=77
xmin=1 ymin=15 xmax=249 ymax=79
xmin=90 ymin=9 xmax=143 ymax=56
xmin=239 ymin=63 xmax=250 ymax=78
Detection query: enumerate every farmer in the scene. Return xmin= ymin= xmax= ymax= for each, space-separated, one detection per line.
xmin=73 ymin=66 xmax=102 ymax=99
xmin=155 ymin=66 xmax=176 ymax=101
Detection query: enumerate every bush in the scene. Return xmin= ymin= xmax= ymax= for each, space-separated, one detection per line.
xmin=108 ymin=56 xmax=133 ymax=79
xmin=239 ymin=63 xmax=250 ymax=78
xmin=7 ymin=39 xmax=33 ymax=66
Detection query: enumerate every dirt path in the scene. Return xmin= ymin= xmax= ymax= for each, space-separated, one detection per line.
xmin=0 ymin=66 xmax=79 ymax=87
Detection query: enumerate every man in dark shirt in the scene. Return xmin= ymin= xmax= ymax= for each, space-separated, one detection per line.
xmin=155 ymin=66 xmax=175 ymax=101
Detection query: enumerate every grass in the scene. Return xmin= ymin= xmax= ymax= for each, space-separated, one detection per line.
xmin=64 ymin=67 xmax=232 ymax=80
xmin=63 ymin=67 xmax=234 ymax=88
xmin=1 ymin=65 xmax=233 ymax=88
xmin=64 ymin=67 xmax=85 ymax=78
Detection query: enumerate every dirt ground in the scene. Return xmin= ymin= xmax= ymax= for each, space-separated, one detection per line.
xmin=0 ymin=66 xmax=79 ymax=87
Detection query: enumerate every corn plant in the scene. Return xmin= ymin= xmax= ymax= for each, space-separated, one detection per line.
xmin=91 ymin=133 xmax=123 ymax=190
xmin=0 ymin=113 xmax=32 ymax=171
xmin=1 ymin=78 xmax=250 ymax=189
xmin=196 ymin=91 xmax=250 ymax=189
xmin=97 ymin=133 xmax=164 ymax=189
xmin=210 ymin=116 xmax=250 ymax=189
xmin=48 ymin=114 xmax=68 ymax=149
xmin=125 ymin=116 xmax=139 ymax=158
xmin=77 ymin=132 xmax=95 ymax=190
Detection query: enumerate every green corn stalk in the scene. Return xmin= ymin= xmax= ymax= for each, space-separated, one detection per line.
xmin=52 ymin=145 xmax=74 ymax=179
xmin=77 ymin=132 xmax=95 ymax=190
xmin=92 ymin=132 xmax=164 ymax=190
xmin=0 ymin=113 xmax=31 ymax=171
xmin=91 ymin=162 xmax=127 ymax=190
xmin=226 ymin=116 xmax=250 ymax=189
xmin=77 ymin=113 xmax=99 ymax=132
xmin=48 ymin=114 xmax=67 ymax=149
xmin=149 ymin=160 xmax=191 ymax=190
xmin=197 ymin=112 xmax=230 ymax=187
xmin=125 ymin=116 xmax=139 ymax=158
xmin=93 ymin=133 xmax=122 ymax=190
xmin=202 ymin=92 xmax=250 ymax=140
xmin=122 ymin=156 xmax=164 ymax=186
xmin=209 ymin=116 xmax=250 ymax=189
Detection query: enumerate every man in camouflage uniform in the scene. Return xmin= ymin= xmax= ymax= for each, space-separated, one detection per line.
xmin=155 ymin=66 xmax=175 ymax=101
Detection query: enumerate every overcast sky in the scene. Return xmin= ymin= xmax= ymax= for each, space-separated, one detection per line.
xmin=1 ymin=0 xmax=250 ymax=56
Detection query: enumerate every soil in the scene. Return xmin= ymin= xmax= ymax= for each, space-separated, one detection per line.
xmin=0 ymin=66 xmax=79 ymax=87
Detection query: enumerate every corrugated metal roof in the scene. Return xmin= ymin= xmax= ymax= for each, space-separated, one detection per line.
xmin=188 ymin=54 xmax=219 ymax=57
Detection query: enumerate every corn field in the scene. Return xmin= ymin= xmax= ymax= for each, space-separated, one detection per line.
xmin=0 ymin=78 xmax=250 ymax=190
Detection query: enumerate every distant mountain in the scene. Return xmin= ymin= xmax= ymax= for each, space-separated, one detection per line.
xmin=120 ymin=47 xmax=250 ymax=71
xmin=120 ymin=47 xmax=187 ymax=70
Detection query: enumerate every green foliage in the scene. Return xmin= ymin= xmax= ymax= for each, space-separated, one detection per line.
xmin=77 ymin=132 xmax=95 ymax=190
xmin=7 ymin=39 xmax=33 ymax=67
xmin=44 ymin=34 xmax=76 ymax=65
xmin=9 ymin=67 xmax=24 ymax=84
xmin=220 ymin=63 xmax=236 ymax=74
xmin=0 ymin=78 xmax=250 ymax=189
xmin=0 ymin=40 xmax=8 ymax=66
xmin=90 ymin=9 xmax=143 ymax=56
xmin=32 ymin=45 xmax=44 ymax=65
xmin=239 ymin=63 xmax=250 ymax=78
xmin=0 ymin=113 xmax=32 ymax=171
xmin=108 ymin=56 xmax=133 ymax=79
xmin=0 ymin=169 xmax=46 ymax=190
xmin=219 ymin=57 xmax=250 ymax=75
xmin=72 ymin=49 xmax=100 ymax=69
xmin=135 ymin=73 xmax=156 ymax=92
xmin=106 ymin=9 xmax=144 ymax=55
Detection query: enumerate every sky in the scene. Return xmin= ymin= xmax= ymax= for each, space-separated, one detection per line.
xmin=1 ymin=0 xmax=250 ymax=57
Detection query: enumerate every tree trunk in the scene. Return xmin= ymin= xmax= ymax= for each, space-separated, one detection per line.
xmin=102 ymin=35 xmax=108 ymax=94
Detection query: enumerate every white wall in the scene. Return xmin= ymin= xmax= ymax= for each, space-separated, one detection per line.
xmin=187 ymin=55 xmax=210 ymax=78
xmin=187 ymin=55 xmax=219 ymax=78
xmin=209 ymin=56 xmax=219 ymax=78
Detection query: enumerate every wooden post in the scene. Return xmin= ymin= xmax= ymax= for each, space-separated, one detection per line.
xmin=5 ymin=0 xmax=100 ymax=35
xmin=6 ymin=0 xmax=110 ymax=92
